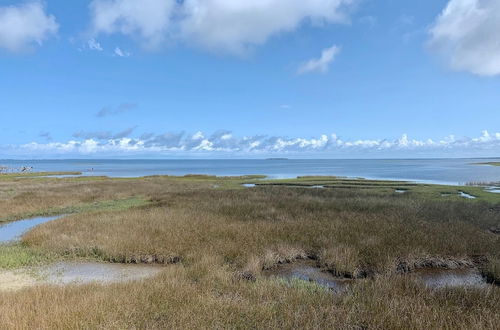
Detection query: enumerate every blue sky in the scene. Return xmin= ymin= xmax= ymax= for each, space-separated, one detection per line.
xmin=1 ymin=0 xmax=500 ymax=158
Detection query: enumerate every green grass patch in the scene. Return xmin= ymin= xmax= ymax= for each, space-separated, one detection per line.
xmin=240 ymin=176 xmax=500 ymax=203
xmin=0 ymin=196 xmax=150 ymax=223
xmin=0 ymin=172 xmax=82 ymax=180
xmin=0 ymin=243 xmax=53 ymax=269
xmin=474 ymin=162 xmax=500 ymax=167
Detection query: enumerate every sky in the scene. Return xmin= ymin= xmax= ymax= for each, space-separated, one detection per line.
xmin=1 ymin=0 xmax=500 ymax=159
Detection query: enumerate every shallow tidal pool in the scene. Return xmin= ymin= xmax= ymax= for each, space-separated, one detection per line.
xmin=0 ymin=215 xmax=65 ymax=243
xmin=0 ymin=262 xmax=164 ymax=291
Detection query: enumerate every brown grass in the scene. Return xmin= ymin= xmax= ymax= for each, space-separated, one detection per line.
xmin=0 ymin=176 xmax=215 ymax=220
xmin=0 ymin=265 xmax=498 ymax=329
xmin=23 ymin=187 xmax=500 ymax=274
xmin=0 ymin=177 xmax=499 ymax=328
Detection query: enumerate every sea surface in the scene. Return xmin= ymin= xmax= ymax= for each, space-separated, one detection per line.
xmin=1 ymin=158 xmax=500 ymax=185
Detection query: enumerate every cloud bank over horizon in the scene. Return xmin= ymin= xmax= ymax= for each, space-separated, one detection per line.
xmin=3 ymin=130 xmax=500 ymax=158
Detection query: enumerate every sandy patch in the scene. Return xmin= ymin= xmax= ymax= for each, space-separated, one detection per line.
xmin=0 ymin=270 xmax=36 ymax=291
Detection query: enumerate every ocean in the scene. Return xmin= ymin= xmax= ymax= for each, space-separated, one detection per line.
xmin=2 ymin=158 xmax=500 ymax=185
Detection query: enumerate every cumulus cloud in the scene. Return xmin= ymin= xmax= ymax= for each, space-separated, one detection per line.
xmin=96 ymin=103 xmax=138 ymax=117
xmin=298 ymin=45 xmax=341 ymax=74
xmin=429 ymin=0 xmax=500 ymax=76
xmin=89 ymin=0 xmax=355 ymax=54
xmin=8 ymin=130 xmax=500 ymax=156
xmin=87 ymin=38 xmax=103 ymax=51
xmin=89 ymin=0 xmax=176 ymax=48
xmin=178 ymin=0 xmax=353 ymax=54
xmin=0 ymin=1 xmax=59 ymax=52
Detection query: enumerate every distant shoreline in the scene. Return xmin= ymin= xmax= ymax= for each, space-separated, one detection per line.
xmin=474 ymin=162 xmax=500 ymax=166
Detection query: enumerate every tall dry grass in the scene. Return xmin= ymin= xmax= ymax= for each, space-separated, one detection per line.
xmin=0 ymin=262 xmax=498 ymax=329
xmin=1 ymin=180 xmax=499 ymax=328
xmin=0 ymin=176 xmax=214 ymax=220
xmin=24 ymin=186 xmax=500 ymax=276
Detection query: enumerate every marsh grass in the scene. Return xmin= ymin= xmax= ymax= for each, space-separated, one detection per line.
xmin=481 ymin=257 xmax=500 ymax=284
xmin=0 ymin=172 xmax=82 ymax=179
xmin=474 ymin=162 xmax=500 ymax=167
xmin=0 ymin=264 xmax=498 ymax=329
xmin=0 ymin=243 xmax=54 ymax=269
xmin=23 ymin=186 xmax=500 ymax=276
xmin=0 ymin=176 xmax=499 ymax=328
xmin=1 ymin=196 xmax=150 ymax=222
xmin=250 ymin=176 xmax=500 ymax=203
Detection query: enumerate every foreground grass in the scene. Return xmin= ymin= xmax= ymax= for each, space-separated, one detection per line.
xmin=0 ymin=262 xmax=498 ymax=329
xmin=0 ymin=175 xmax=499 ymax=328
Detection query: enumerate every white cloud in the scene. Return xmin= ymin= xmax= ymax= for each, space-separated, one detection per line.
xmin=298 ymin=45 xmax=341 ymax=74
xmin=89 ymin=0 xmax=176 ymax=48
xmin=429 ymin=0 xmax=500 ymax=76
xmin=114 ymin=46 xmax=130 ymax=57
xmin=87 ymin=38 xmax=103 ymax=51
xmin=0 ymin=1 xmax=58 ymax=52
xmin=89 ymin=0 xmax=355 ymax=54
xmin=178 ymin=0 xmax=354 ymax=54
xmin=7 ymin=130 xmax=500 ymax=156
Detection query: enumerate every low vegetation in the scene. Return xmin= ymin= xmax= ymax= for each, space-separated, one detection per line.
xmin=0 ymin=171 xmax=82 ymax=179
xmin=474 ymin=162 xmax=500 ymax=167
xmin=0 ymin=244 xmax=54 ymax=269
xmin=0 ymin=175 xmax=499 ymax=329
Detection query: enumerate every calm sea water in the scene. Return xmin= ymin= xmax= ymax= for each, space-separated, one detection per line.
xmin=1 ymin=159 xmax=500 ymax=185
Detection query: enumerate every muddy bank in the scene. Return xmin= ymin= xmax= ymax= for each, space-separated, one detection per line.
xmin=41 ymin=262 xmax=164 ymax=285
xmin=0 ymin=270 xmax=36 ymax=291
xmin=114 ymin=255 xmax=181 ymax=264
xmin=411 ymin=268 xmax=487 ymax=289
xmin=395 ymin=256 xmax=500 ymax=288
xmin=263 ymin=258 xmax=491 ymax=292
xmin=395 ymin=257 xmax=477 ymax=273
xmin=489 ymin=226 xmax=500 ymax=235
xmin=0 ymin=261 xmax=164 ymax=291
